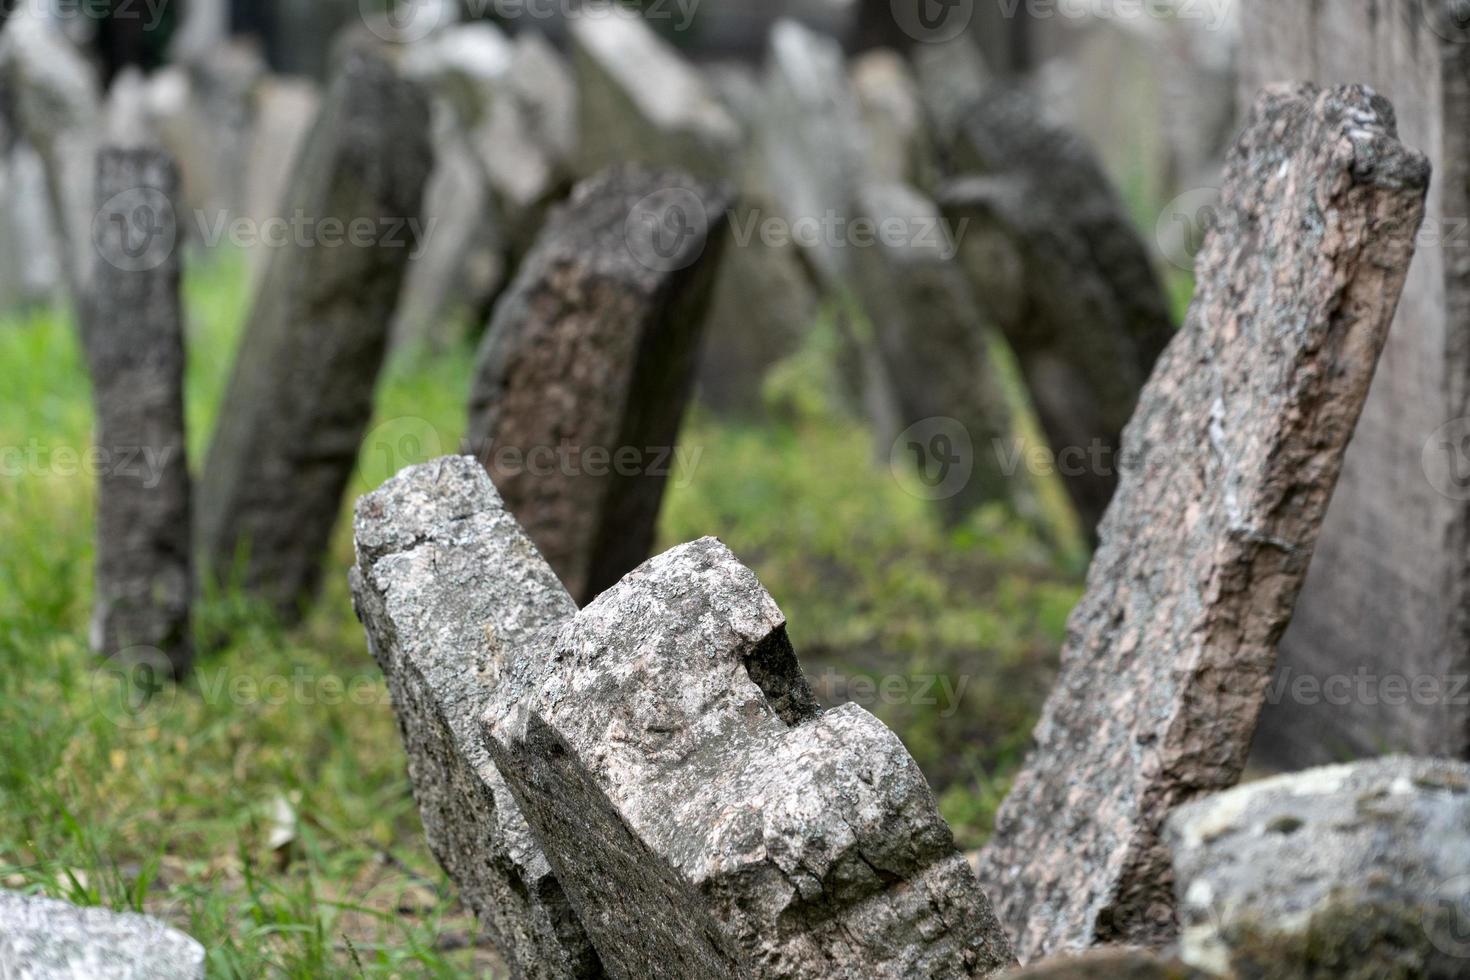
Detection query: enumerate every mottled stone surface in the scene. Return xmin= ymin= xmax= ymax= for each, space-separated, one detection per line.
xmin=1167 ymin=758 xmax=1470 ymax=979
xmin=198 ymin=46 xmax=432 ymax=618
xmin=1241 ymin=0 xmax=1470 ymax=770
xmin=999 ymin=950 xmax=1203 ymax=979
xmin=975 ymin=84 xmax=1429 ymax=960
xmin=464 ymin=165 xmax=732 ymax=604
xmin=484 ymin=537 xmax=1015 ymax=979
xmin=0 ymin=890 xmax=204 ymax=979
xmin=852 ymin=50 xmax=925 ymax=186
xmin=936 ymin=77 xmax=1175 ymax=536
xmin=83 ymin=148 xmax=193 ymax=677
xmin=852 ymin=181 xmax=1024 ymax=522
xmin=0 ymin=10 xmax=101 ymax=305
xmin=349 ymin=457 xmax=601 ymax=978
xmin=570 ymin=8 xmax=738 ymax=181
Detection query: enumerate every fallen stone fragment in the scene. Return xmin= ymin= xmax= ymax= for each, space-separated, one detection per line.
xmin=974 ymin=83 xmax=1430 ymax=960
xmin=0 ymin=890 xmax=204 ymax=979
xmin=1167 ymin=757 xmax=1470 ymax=979
xmin=350 ymin=456 xmax=600 ymax=979
xmin=484 ymin=537 xmax=1015 ymax=979
xmin=464 ymin=165 xmax=733 ymax=604
xmin=936 ymin=79 xmax=1175 ymax=535
xmin=999 ymin=950 xmax=1203 ymax=979
xmin=1241 ymin=0 xmax=1470 ymax=771
xmin=197 ymin=46 xmax=433 ymax=619
xmin=83 ymin=148 xmax=193 ymax=677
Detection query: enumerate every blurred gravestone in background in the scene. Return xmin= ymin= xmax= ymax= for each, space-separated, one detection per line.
xmin=198 ymin=46 xmax=433 ymax=619
xmin=1242 ymin=0 xmax=1470 ymax=769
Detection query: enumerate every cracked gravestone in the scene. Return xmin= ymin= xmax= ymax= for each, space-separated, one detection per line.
xmin=83 ymin=148 xmax=193 ymax=677
xmin=349 ymin=456 xmax=601 ymax=979
xmin=1240 ymin=0 xmax=1470 ymax=770
xmin=197 ymin=46 xmax=432 ymax=619
xmin=973 ymin=83 xmax=1430 ymax=961
xmin=929 ymin=38 xmax=1175 ymax=536
xmin=464 ymin=165 xmax=733 ymax=605
xmin=483 ymin=536 xmax=1016 ymax=979
xmin=0 ymin=890 xmax=205 ymax=979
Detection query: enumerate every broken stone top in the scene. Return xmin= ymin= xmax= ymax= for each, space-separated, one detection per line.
xmin=0 ymin=890 xmax=205 ymax=979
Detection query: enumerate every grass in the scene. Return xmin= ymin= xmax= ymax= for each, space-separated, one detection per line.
xmin=0 ymin=255 xmax=1081 ymax=977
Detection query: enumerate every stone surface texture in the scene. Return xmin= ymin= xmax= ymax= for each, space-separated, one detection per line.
xmin=464 ymin=165 xmax=732 ymax=604
xmin=83 ymin=148 xmax=193 ymax=676
xmin=198 ymin=46 xmax=432 ymax=618
xmin=1240 ymin=0 xmax=1470 ymax=769
xmin=1167 ymin=757 xmax=1470 ymax=979
xmin=975 ymin=84 xmax=1430 ymax=960
xmin=999 ymin=950 xmax=1203 ymax=979
xmin=350 ymin=456 xmax=601 ymax=978
xmin=484 ymin=537 xmax=1015 ymax=979
xmin=0 ymin=890 xmax=204 ymax=979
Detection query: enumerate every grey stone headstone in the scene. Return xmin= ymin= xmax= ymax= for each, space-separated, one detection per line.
xmin=0 ymin=144 xmax=64 ymax=312
xmin=851 ymin=49 xmax=925 ymax=186
xmin=84 ymin=147 xmax=193 ymax=677
xmin=349 ymin=457 xmax=601 ymax=979
xmin=464 ymin=165 xmax=733 ymax=605
xmin=197 ymin=46 xmax=433 ymax=619
xmin=484 ymin=536 xmax=1016 ymax=979
xmin=0 ymin=890 xmax=204 ymax=979
xmin=1240 ymin=0 xmax=1470 ymax=771
xmin=974 ymin=84 xmax=1429 ymax=960
xmin=1167 ymin=757 xmax=1470 ymax=978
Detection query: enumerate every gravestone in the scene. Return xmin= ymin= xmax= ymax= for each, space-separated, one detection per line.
xmin=974 ymin=84 xmax=1429 ymax=961
xmin=1167 ymin=757 xmax=1470 ymax=978
xmin=198 ymin=47 xmax=433 ymax=618
xmin=569 ymin=8 xmax=739 ymax=181
xmin=1240 ymin=0 xmax=1470 ymax=768
xmin=350 ymin=457 xmax=601 ymax=979
xmin=464 ymin=165 xmax=733 ymax=605
xmin=852 ymin=181 xmax=1025 ymax=522
xmin=0 ymin=890 xmax=205 ymax=979
xmin=852 ymin=49 xmax=925 ymax=185
xmin=0 ymin=10 xmax=102 ymax=306
xmin=936 ymin=78 xmax=1176 ymax=536
xmin=84 ymin=148 xmax=193 ymax=677
xmin=484 ymin=536 xmax=1016 ymax=979
xmin=242 ymin=76 xmax=321 ymax=280
xmin=0 ymin=144 xmax=63 ymax=312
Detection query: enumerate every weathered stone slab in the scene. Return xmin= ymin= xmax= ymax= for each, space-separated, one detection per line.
xmin=484 ymin=537 xmax=1016 ymax=979
xmin=570 ymin=8 xmax=739 ymax=181
xmin=1241 ymin=0 xmax=1470 ymax=769
xmin=852 ymin=50 xmax=925 ymax=186
xmin=975 ymin=84 xmax=1429 ymax=960
xmin=852 ymin=181 xmax=1025 ymax=522
xmin=936 ymin=72 xmax=1175 ymax=535
xmin=0 ymin=143 xmax=64 ymax=312
xmin=198 ymin=47 xmax=433 ymax=618
xmin=999 ymin=950 xmax=1203 ymax=979
xmin=0 ymin=890 xmax=204 ymax=979
xmin=0 ymin=9 xmax=102 ymax=306
xmin=464 ymin=165 xmax=732 ymax=604
xmin=349 ymin=456 xmax=600 ymax=979
xmin=1167 ymin=757 xmax=1470 ymax=979
xmin=83 ymin=148 xmax=193 ymax=677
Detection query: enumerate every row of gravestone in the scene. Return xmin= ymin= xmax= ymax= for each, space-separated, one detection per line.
xmin=342 ymin=80 xmax=1470 ymax=979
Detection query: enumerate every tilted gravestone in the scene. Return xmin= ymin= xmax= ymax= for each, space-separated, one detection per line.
xmin=0 ymin=10 xmax=102 ymax=307
xmin=974 ymin=84 xmax=1429 ymax=961
xmin=464 ymin=165 xmax=733 ymax=605
xmin=198 ymin=47 xmax=433 ymax=618
xmin=350 ymin=456 xmax=601 ymax=979
xmin=1240 ymin=0 xmax=1470 ymax=769
xmin=0 ymin=890 xmax=205 ymax=979
xmin=84 ymin=148 xmax=193 ymax=678
xmin=936 ymin=83 xmax=1175 ymax=537
xmin=483 ymin=536 xmax=1016 ymax=979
